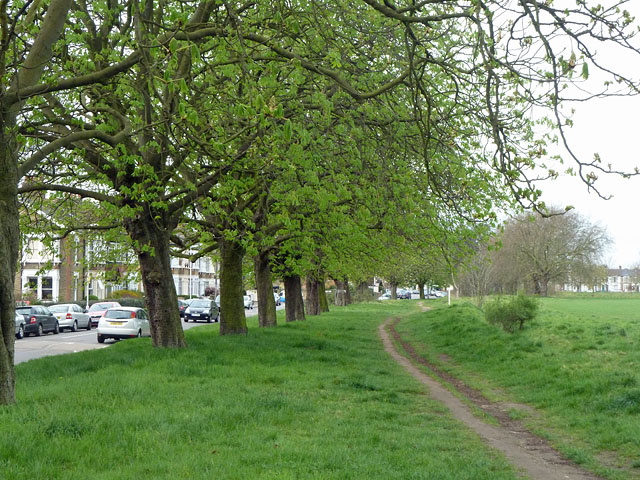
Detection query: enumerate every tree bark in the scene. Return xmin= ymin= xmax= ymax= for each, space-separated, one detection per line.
xmin=334 ymin=278 xmax=348 ymax=306
xmin=305 ymin=275 xmax=320 ymax=316
xmin=0 ymin=149 xmax=19 ymax=405
xmin=318 ymin=277 xmax=329 ymax=313
xmin=219 ymin=237 xmax=247 ymax=334
xmin=0 ymin=0 xmax=74 ymax=405
xmin=391 ymin=282 xmax=398 ymax=300
xmin=125 ymin=217 xmax=186 ymax=347
xmin=345 ymin=277 xmax=351 ymax=305
xmin=254 ymin=250 xmax=276 ymax=327
xmin=284 ymin=275 xmax=305 ymax=322
xmin=418 ymin=282 xmax=425 ymax=299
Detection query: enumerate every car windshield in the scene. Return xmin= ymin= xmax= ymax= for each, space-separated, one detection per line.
xmin=89 ymin=303 xmax=112 ymax=311
xmin=190 ymin=300 xmax=210 ymax=308
xmin=49 ymin=305 xmax=69 ymax=313
xmin=105 ymin=310 xmax=135 ymax=319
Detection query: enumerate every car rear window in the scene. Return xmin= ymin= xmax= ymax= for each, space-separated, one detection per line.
xmin=16 ymin=307 xmax=31 ymax=315
xmin=190 ymin=300 xmax=210 ymax=308
xmin=105 ymin=310 xmax=135 ymax=319
xmin=89 ymin=303 xmax=109 ymax=311
xmin=49 ymin=305 xmax=68 ymax=313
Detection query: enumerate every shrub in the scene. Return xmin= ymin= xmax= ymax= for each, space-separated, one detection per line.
xmin=484 ymin=294 xmax=539 ymax=333
xmin=111 ymin=289 xmax=143 ymax=299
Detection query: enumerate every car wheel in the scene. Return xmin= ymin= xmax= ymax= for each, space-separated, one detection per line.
xmin=71 ymin=320 xmax=78 ymax=332
xmin=86 ymin=320 xmax=92 ymax=331
xmin=137 ymin=330 xmax=142 ymax=338
xmin=53 ymin=322 xmax=60 ymax=334
xmin=207 ymin=316 xmax=212 ymax=323
xmin=36 ymin=324 xmax=43 ymax=336
xmin=16 ymin=325 xmax=24 ymax=340
xmin=97 ymin=334 xmax=105 ymax=344
xmin=184 ymin=317 xmax=189 ymax=322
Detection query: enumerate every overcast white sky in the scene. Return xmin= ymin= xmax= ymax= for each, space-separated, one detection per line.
xmin=526 ymin=1 xmax=640 ymax=268
xmin=539 ymin=94 xmax=640 ymax=268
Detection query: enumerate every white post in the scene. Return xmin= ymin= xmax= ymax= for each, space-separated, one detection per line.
xmin=85 ymin=274 xmax=90 ymax=309
xmin=188 ymin=257 xmax=192 ymax=298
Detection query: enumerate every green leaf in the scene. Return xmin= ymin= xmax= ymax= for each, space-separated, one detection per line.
xmin=581 ymin=62 xmax=589 ymax=80
xmin=283 ymin=119 xmax=292 ymax=143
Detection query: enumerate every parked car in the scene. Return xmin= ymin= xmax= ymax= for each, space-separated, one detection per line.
xmin=378 ymin=293 xmax=392 ymax=301
xmin=184 ymin=299 xmax=219 ymax=323
xmin=88 ymin=301 xmax=122 ymax=327
xmin=178 ymin=299 xmax=193 ymax=319
xmin=15 ymin=312 xmax=25 ymax=339
xmin=97 ymin=307 xmax=151 ymax=343
xmin=243 ymin=295 xmax=254 ymax=309
xmin=15 ymin=305 xmax=59 ymax=336
xmin=274 ymin=292 xmax=281 ymax=306
xmin=397 ymin=289 xmax=412 ymax=299
xmin=49 ymin=303 xmax=91 ymax=331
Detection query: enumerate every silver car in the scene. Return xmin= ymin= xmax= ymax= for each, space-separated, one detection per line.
xmin=15 ymin=312 xmax=25 ymax=339
xmin=243 ymin=295 xmax=254 ymax=309
xmin=97 ymin=307 xmax=151 ymax=343
xmin=49 ymin=304 xmax=91 ymax=332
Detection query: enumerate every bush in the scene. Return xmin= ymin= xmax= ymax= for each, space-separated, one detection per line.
xmin=111 ymin=289 xmax=143 ymax=299
xmin=484 ymin=294 xmax=539 ymax=333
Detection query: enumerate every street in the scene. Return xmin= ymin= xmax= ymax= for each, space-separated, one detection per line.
xmin=14 ymin=305 xmax=263 ymax=365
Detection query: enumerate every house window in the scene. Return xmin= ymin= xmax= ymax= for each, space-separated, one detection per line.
xmin=26 ymin=277 xmax=38 ymax=292
xmin=42 ymin=277 xmax=53 ymax=300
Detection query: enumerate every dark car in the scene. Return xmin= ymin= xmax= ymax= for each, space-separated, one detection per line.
xmin=397 ymin=289 xmax=412 ymax=299
xmin=178 ymin=299 xmax=193 ymax=319
xmin=184 ymin=299 xmax=219 ymax=323
xmin=16 ymin=305 xmax=59 ymax=336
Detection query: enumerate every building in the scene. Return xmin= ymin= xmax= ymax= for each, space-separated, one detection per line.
xmin=15 ymin=237 xmax=219 ymax=303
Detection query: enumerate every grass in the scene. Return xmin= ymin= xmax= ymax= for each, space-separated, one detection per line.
xmin=0 ymin=302 xmax=520 ymax=480
xmin=393 ymin=296 xmax=640 ymax=479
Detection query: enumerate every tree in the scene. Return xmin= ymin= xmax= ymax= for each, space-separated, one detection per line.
xmin=497 ymin=210 xmax=610 ymax=296
xmin=0 ymin=0 xmax=145 ymax=404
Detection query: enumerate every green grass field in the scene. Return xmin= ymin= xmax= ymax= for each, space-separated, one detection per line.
xmin=0 ymin=302 xmax=519 ymax=480
xmin=394 ymin=296 xmax=640 ymax=479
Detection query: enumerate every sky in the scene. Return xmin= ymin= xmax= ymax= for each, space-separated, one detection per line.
xmin=530 ymin=1 xmax=640 ymax=268
xmin=539 ymin=93 xmax=640 ymax=268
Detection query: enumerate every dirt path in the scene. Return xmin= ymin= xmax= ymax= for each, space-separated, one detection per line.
xmin=379 ymin=318 xmax=603 ymax=480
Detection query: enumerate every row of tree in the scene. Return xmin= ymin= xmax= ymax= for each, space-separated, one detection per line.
xmin=2 ymin=0 xmax=639 ymax=405
xmin=458 ymin=209 xmax=610 ymax=301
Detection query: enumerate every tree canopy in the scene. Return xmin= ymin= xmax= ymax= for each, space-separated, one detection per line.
xmin=2 ymin=0 xmax=639 ymax=405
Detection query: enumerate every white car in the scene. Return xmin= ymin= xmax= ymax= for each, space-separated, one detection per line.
xmin=243 ymin=295 xmax=254 ymax=309
xmin=274 ymin=292 xmax=281 ymax=306
xmin=15 ymin=312 xmax=25 ymax=339
xmin=97 ymin=307 xmax=151 ymax=343
xmin=378 ymin=293 xmax=392 ymax=301
xmin=49 ymin=303 xmax=91 ymax=332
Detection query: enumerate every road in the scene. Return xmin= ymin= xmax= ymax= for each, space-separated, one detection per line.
xmin=14 ymin=305 xmax=262 ymax=365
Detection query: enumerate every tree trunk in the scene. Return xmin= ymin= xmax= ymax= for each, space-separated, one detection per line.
xmin=254 ymin=250 xmax=276 ymax=328
xmin=391 ymin=282 xmax=398 ymax=300
xmin=305 ymin=275 xmax=320 ymax=316
xmin=356 ymin=281 xmax=370 ymax=301
xmin=345 ymin=277 xmax=351 ymax=304
xmin=125 ymin=217 xmax=185 ymax=347
xmin=334 ymin=278 xmax=347 ymax=306
xmin=418 ymin=282 xmax=425 ymax=299
xmin=0 ymin=146 xmax=19 ymax=405
xmin=0 ymin=0 xmax=74 ymax=406
xmin=219 ymin=237 xmax=247 ymax=335
xmin=284 ymin=275 xmax=305 ymax=322
xmin=318 ymin=277 xmax=329 ymax=313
